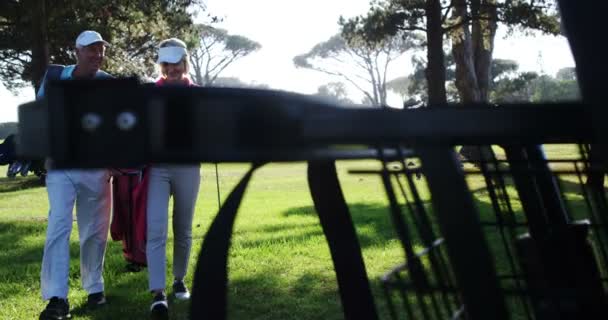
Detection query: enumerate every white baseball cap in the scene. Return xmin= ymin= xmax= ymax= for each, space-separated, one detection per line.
xmin=75 ymin=30 xmax=110 ymax=48
xmin=157 ymin=46 xmax=188 ymax=64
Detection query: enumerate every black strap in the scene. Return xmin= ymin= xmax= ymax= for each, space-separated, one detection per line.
xmin=190 ymin=161 xmax=377 ymax=319
xmin=190 ymin=163 xmax=263 ymax=319
xmin=307 ymin=161 xmax=378 ymax=320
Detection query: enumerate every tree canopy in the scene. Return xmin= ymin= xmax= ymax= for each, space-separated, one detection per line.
xmin=294 ymin=30 xmax=422 ymax=106
xmin=315 ymin=82 xmax=355 ymax=105
xmin=189 ymin=24 xmax=261 ymax=86
xmin=341 ymin=0 xmax=561 ymax=104
xmin=0 ymin=0 xmax=206 ymax=93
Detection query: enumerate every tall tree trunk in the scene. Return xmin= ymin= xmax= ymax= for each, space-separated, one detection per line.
xmin=450 ymin=0 xmax=480 ymax=103
xmin=366 ymin=57 xmax=381 ymax=106
xmin=456 ymin=0 xmax=498 ymax=165
xmin=425 ymin=0 xmax=447 ymax=106
xmin=380 ymin=82 xmax=387 ymax=106
xmin=29 ymin=0 xmax=49 ymax=94
xmin=189 ymin=55 xmax=204 ymax=86
xmin=472 ymin=0 xmax=498 ymax=102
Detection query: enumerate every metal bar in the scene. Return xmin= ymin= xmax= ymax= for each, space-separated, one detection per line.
xmin=302 ymin=103 xmax=594 ymax=146
xmin=307 ymin=161 xmax=379 ymax=320
xmin=503 ymin=145 xmax=550 ymax=239
xmin=379 ymin=164 xmax=434 ymax=319
xmin=477 ymin=147 xmax=533 ymax=319
xmin=525 ymin=145 xmax=570 ymax=226
xmin=417 ymin=146 xmax=508 ymax=320
xmin=574 ymin=155 xmax=608 ymax=288
xmin=395 ymin=156 xmax=459 ymax=316
xmin=19 ymin=87 xmax=597 ymax=167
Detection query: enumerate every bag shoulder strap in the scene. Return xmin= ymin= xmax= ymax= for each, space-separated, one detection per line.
xmin=37 ymin=64 xmax=65 ymax=100
xmin=45 ymin=64 xmax=65 ymax=80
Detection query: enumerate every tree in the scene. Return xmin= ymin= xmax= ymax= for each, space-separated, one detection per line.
xmin=339 ymin=0 xmax=450 ymax=105
xmin=189 ymin=24 xmax=261 ymax=86
xmin=212 ymin=76 xmax=270 ymax=89
xmin=555 ymin=66 xmax=576 ymax=81
xmin=415 ymin=52 xmax=462 ymax=101
xmin=491 ymin=66 xmax=580 ymax=103
xmin=491 ymin=71 xmax=539 ymax=102
xmin=315 ymin=82 xmax=355 ymax=105
xmin=491 ymin=59 xmax=519 ymax=82
xmin=0 ymin=122 xmax=18 ymax=139
xmin=530 ymin=73 xmax=580 ymax=102
xmin=0 ymin=0 xmax=206 ymax=93
xmin=402 ymin=56 xmax=522 ymax=103
xmin=386 ymin=76 xmax=411 ymax=101
xmin=342 ymin=0 xmax=560 ymax=105
xmin=294 ymin=31 xmax=422 ymax=106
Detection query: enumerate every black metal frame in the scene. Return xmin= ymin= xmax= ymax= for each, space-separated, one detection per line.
xmin=368 ymin=143 xmax=607 ymax=320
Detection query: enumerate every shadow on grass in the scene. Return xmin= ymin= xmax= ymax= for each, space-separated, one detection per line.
xmin=0 ymin=221 xmax=48 ymax=311
xmin=282 ymin=203 xmax=399 ymax=248
xmin=227 ymin=269 xmax=344 ymax=320
xmin=0 ymin=220 xmax=157 ymax=320
xmin=0 ymin=176 xmax=44 ymax=193
xmin=0 ymin=223 xmax=48 ymax=302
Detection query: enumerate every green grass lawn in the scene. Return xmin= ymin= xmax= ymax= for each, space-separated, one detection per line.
xmin=0 ymin=161 xmax=407 ymax=319
xmin=0 ymin=144 xmax=602 ymax=319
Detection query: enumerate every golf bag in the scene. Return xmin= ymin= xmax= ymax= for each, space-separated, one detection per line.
xmin=110 ymin=167 xmax=149 ymax=268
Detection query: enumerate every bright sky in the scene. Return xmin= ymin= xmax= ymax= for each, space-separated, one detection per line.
xmin=0 ymin=0 xmax=576 ymax=122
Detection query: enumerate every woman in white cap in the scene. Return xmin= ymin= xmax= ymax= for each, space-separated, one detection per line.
xmin=147 ymin=38 xmax=201 ymax=320
xmin=155 ymin=38 xmax=195 ymax=86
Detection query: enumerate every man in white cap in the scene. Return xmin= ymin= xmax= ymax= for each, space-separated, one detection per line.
xmin=38 ymin=30 xmax=113 ymax=320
